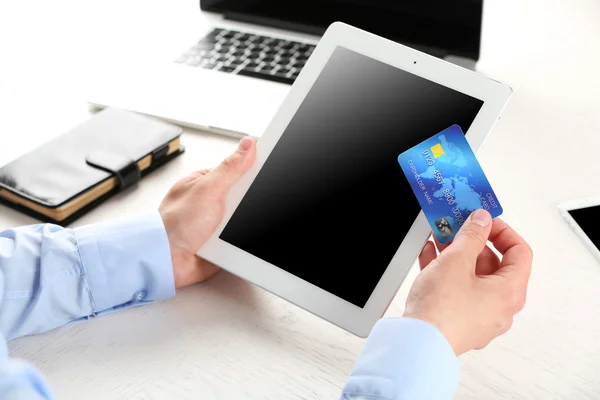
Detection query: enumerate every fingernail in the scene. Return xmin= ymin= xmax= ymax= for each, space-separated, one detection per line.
xmin=238 ymin=137 xmax=253 ymax=152
xmin=469 ymin=209 xmax=492 ymax=227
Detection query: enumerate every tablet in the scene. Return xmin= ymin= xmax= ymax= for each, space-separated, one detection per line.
xmin=198 ymin=22 xmax=512 ymax=337
xmin=558 ymin=197 xmax=600 ymax=264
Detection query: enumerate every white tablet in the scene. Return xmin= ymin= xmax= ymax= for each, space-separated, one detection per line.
xmin=558 ymin=197 xmax=600 ymax=264
xmin=198 ymin=22 xmax=512 ymax=337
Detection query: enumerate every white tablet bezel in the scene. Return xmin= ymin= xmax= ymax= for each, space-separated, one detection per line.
xmin=558 ymin=196 xmax=600 ymax=264
xmin=198 ymin=22 xmax=513 ymax=337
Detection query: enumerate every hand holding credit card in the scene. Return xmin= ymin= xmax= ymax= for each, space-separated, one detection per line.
xmin=397 ymin=124 xmax=502 ymax=243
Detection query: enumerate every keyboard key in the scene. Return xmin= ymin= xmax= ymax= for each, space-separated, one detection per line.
xmin=185 ymin=57 xmax=203 ymax=66
xmin=237 ymin=68 xmax=294 ymax=84
xmin=232 ymin=50 xmax=246 ymax=57
xmin=222 ymin=31 xmax=235 ymax=39
xmin=292 ymin=61 xmax=305 ymax=69
xmin=201 ymin=61 xmax=216 ymax=70
xmin=196 ymin=41 xmax=216 ymax=50
xmin=274 ymin=71 xmax=291 ymax=80
xmin=265 ymin=65 xmax=281 ymax=74
xmin=202 ymin=36 xmax=218 ymax=45
xmin=262 ymin=55 xmax=275 ymax=63
xmin=298 ymin=43 xmax=313 ymax=51
xmin=277 ymin=57 xmax=292 ymax=65
xmin=281 ymin=42 xmax=294 ymax=50
xmin=257 ymin=64 xmax=274 ymax=73
xmin=184 ymin=47 xmax=202 ymax=56
xmin=174 ymin=55 xmax=188 ymax=63
xmin=229 ymin=58 xmax=244 ymax=66
xmin=219 ymin=65 xmax=236 ymax=73
xmin=246 ymin=61 xmax=259 ymax=69
xmin=216 ymin=56 xmax=229 ymax=62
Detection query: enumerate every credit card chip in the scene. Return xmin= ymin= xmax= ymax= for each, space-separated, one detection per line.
xmin=430 ymin=143 xmax=445 ymax=158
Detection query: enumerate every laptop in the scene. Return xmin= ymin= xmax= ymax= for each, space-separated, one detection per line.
xmin=87 ymin=0 xmax=483 ymax=138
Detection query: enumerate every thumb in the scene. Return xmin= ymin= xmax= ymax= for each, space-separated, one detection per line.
xmin=447 ymin=209 xmax=493 ymax=262
xmin=210 ymin=136 xmax=256 ymax=190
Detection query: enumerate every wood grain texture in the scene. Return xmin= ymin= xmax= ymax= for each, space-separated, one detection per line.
xmin=2 ymin=0 xmax=600 ymax=399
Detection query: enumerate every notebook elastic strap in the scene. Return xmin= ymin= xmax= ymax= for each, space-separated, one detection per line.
xmin=85 ymin=151 xmax=141 ymax=191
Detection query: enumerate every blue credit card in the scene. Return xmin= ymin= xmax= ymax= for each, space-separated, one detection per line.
xmin=397 ymin=124 xmax=503 ymax=243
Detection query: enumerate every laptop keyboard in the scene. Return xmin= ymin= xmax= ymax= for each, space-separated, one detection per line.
xmin=174 ymin=28 xmax=316 ymax=85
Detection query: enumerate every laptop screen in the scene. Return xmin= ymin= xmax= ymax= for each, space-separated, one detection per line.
xmin=200 ymin=0 xmax=483 ymax=60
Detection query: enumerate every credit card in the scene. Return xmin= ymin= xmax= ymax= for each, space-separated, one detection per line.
xmin=397 ymin=124 xmax=503 ymax=243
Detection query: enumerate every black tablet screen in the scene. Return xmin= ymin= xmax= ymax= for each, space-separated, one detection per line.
xmin=568 ymin=206 xmax=600 ymax=252
xmin=220 ymin=46 xmax=484 ymax=307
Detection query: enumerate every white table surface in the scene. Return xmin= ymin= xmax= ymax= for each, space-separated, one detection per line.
xmin=1 ymin=1 xmax=600 ymax=399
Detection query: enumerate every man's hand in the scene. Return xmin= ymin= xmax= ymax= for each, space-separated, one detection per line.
xmin=404 ymin=209 xmax=533 ymax=356
xmin=159 ymin=137 xmax=256 ymax=289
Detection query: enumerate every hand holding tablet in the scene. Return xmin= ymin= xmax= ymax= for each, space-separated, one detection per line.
xmin=198 ymin=22 xmax=512 ymax=337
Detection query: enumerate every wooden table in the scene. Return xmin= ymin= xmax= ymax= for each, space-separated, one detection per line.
xmin=1 ymin=0 xmax=600 ymax=398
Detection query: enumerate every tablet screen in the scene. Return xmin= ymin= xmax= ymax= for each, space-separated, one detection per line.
xmin=568 ymin=206 xmax=600 ymax=251
xmin=220 ymin=46 xmax=484 ymax=307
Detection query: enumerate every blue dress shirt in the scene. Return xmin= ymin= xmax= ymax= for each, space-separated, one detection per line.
xmin=0 ymin=212 xmax=459 ymax=399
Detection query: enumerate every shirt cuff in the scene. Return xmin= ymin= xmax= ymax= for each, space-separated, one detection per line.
xmin=342 ymin=318 xmax=459 ymax=400
xmin=74 ymin=211 xmax=176 ymax=314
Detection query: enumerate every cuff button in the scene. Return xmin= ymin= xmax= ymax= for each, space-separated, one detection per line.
xmin=134 ymin=290 xmax=146 ymax=301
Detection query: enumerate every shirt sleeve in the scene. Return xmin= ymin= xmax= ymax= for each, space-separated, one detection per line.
xmin=340 ymin=318 xmax=460 ymax=400
xmin=0 ymin=212 xmax=175 ymax=400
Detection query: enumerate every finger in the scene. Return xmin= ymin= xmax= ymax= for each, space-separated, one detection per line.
xmin=209 ymin=136 xmax=256 ymax=190
xmin=445 ymin=209 xmax=493 ymax=264
xmin=418 ymin=241 xmax=437 ymax=271
xmin=431 ymin=235 xmax=451 ymax=253
xmin=196 ymin=257 xmax=221 ymax=281
xmin=486 ymin=219 xmax=533 ymax=295
xmin=488 ymin=218 xmax=528 ymax=258
xmin=493 ymin=242 xmax=533 ymax=290
xmin=475 ymin=246 xmax=501 ymax=276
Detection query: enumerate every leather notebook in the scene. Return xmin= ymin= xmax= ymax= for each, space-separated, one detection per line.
xmin=0 ymin=107 xmax=184 ymax=225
